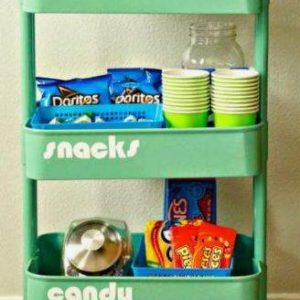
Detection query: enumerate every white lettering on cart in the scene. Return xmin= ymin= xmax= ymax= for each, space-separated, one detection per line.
xmin=43 ymin=136 xmax=140 ymax=160
xmin=47 ymin=283 xmax=133 ymax=300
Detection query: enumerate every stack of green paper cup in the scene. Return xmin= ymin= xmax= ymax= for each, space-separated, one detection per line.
xmin=211 ymin=69 xmax=260 ymax=127
xmin=162 ymin=69 xmax=210 ymax=128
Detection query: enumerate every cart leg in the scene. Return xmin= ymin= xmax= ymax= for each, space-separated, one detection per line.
xmin=22 ymin=178 xmax=38 ymax=300
xmin=21 ymin=11 xmax=37 ymax=300
xmin=253 ymin=171 xmax=267 ymax=300
xmin=254 ymin=1 xmax=269 ymax=298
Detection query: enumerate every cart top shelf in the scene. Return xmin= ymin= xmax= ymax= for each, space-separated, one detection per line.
xmin=21 ymin=0 xmax=262 ymax=14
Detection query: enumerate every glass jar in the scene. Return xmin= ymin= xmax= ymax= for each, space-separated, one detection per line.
xmin=182 ymin=22 xmax=245 ymax=69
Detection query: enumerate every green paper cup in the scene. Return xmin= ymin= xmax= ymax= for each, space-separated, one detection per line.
xmin=211 ymin=92 xmax=259 ymax=99
xmin=163 ymin=104 xmax=210 ymax=112
xmin=214 ymin=112 xmax=257 ymax=128
xmin=163 ymin=81 xmax=209 ymax=89
xmin=163 ymin=77 xmax=209 ymax=83
xmin=212 ymin=85 xmax=259 ymax=92
xmin=164 ymin=111 xmax=209 ymax=128
xmin=212 ymin=104 xmax=259 ymax=112
xmin=163 ymin=69 xmax=210 ymax=79
xmin=212 ymin=69 xmax=259 ymax=80
xmin=163 ymin=88 xmax=210 ymax=97
xmin=212 ymin=81 xmax=259 ymax=88
xmin=164 ymin=96 xmax=209 ymax=103
xmin=211 ymin=89 xmax=259 ymax=96
xmin=211 ymin=100 xmax=259 ymax=108
xmin=164 ymin=92 xmax=210 ymax=99
xmin=212 ymin=78 xmax=259 ymax=85
xmin=163 ymin=85 xmax=210 ymax=92
xmin=212 ymin=96 xmax=259 ymax=103
xmin=163 ymin=100 xmax=210 ymax=108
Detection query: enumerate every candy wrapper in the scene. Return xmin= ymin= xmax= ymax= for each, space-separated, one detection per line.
xmin=37 ymin=75 xmax=111 ymax=107
xmin=170 ymin=219 xmax=236 ymax=269
xmin=144 ymin=220 xmax=179 ymax=268
xmin=164 ymin=179 xmax=217 ymax=224
xmin=108 ymin=68 xmax=162 ymax=104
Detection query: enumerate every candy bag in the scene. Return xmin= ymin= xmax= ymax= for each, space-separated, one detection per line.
xmin=193 ymin=223 xmax=236 ymax=269
xmin=144 ymin=220 xmax=179 ymax=268
xmin=170 ymin=219 xmax=203 ymax=268
xmin=170 ymin=219 xmax=236 ymax=269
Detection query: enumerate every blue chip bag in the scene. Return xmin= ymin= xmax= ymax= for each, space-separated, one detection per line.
xmin=107 ymin=68 xmax=162 ymax=104
xmin=36 ymin=77 xmax=62 ymax=85
xmin=38 ymin=75 xmax=111 ymax=107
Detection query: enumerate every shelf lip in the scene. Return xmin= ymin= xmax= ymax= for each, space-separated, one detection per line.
xmin=27 ymin=265 xmax=262 ymax=283
xmin=26 ymin=232 xmax=263 ymax=282
xmin=24 ymin=123 xmax=264 ymax=180
xmin=21 ymin=0 xmax=262 ymax=14
xmin=24 ymin=123 xmax=263 ymax=135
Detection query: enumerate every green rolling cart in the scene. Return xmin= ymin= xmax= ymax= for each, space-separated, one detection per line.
xmin=20 ymin=0 xmax=269 ymax=299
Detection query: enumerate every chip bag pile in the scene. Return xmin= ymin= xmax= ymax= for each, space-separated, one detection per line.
xmin=36 ymin=68 xmax=162 ymax=108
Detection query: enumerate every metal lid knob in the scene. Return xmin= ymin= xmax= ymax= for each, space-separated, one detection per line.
xmin=81 ymin=229 xmax=105 ymax=251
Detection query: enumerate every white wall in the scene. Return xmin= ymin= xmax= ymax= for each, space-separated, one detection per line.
xmin=0 ymin=0 xmax=300 ymax=297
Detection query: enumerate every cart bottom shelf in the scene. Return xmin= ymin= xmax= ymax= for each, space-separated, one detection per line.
xmin=26 ymin=233 xmax=266 ymax=300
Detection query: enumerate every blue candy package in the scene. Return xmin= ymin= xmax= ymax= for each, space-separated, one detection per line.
xmin=164 ymin=179 xmax=217 ymax=224
xmin=107 ymin=68 xmax=162 ymax=104
xmin=38 ymin=75 xmax=111 ymax=107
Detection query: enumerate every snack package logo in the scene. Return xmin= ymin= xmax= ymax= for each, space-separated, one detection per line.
xmin=175 ymin=245 xmax=193 ymax=268
xmin=201 ymin=245 xmax=223 ymax=269
xmin=168 ymin=198 xmax=188 ymax=219
xmin=114 ymin=88 xmax=161 ymax=104
xmin=52 ymin=86 xmax=100 ymax=106
xmin=47 ymin=283 xmax=132 ymax=300
xmin=43 ymin=136 xmax=140 ymax=160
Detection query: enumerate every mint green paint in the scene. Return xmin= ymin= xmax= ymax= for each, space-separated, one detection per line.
xmin=26 ymin=233 xmax=265 ymax=300
xmin=20 ymin=0 xmax=269 ymax=298
xmin=21 ymin=0 xmax=262 ymax=14
xmin=21 ymin=10 xmax=38 ymax=271
xmin=253 ymin=0 xmax=269 ymax=265
xmin=24 ymin=124 xmax=263 ymax=180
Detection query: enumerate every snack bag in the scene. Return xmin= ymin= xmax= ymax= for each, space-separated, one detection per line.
xmin=170 ymin=220 xmax=236 ymax=269
xmin=36 ymin=77 xmax=62 ymax=85
xmin=144 ymin=220 xmax=178 ymax=268
xmin=107 ymin=68 xmax=162 ymax=104
xmin=38 ymin=75 xmax=111 ymax=107
xmin=193 ymin=223 xmax=236 ymax=269
xmin=170 ymin=219 xmax=203 ymax=268
xmin=164 ymin=179 xmax=217 ymax=223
